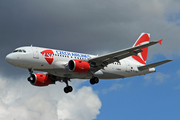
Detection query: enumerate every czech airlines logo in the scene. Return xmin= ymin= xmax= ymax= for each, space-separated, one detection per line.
xmin=41 ymin=50 xmax=54 ymax=65
xmin=132 ymin=33 xmax=150 ymax=65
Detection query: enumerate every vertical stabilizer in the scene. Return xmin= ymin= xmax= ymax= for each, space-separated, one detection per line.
xmin=131 ymin=33 xmax=150 ymax=65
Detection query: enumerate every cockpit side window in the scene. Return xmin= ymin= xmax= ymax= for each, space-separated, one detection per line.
xmin=13 ymin=49 xmax=26 ymax=53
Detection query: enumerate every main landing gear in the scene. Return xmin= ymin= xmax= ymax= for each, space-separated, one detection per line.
xmin=90 ymin=77 xmax=99 ymax=85
xmin=63 ymin=79 xmax=73 ymax=93
xmin=27 ymin=69 xmax=99 ymax=94
xmin=63 ymin=77 xmax=99 ymax=93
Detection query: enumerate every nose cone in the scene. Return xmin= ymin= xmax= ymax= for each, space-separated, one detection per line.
xmin=5 ymin=53 xmax=15 ymax=65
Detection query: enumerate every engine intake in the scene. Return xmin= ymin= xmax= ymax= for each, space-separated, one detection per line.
xmin=68 ymin=59 xmax=90 ymax=73
xmin=28 ymin=73 xmax=51 ymax=86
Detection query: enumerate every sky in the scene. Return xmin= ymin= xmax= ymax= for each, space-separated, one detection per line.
xmin=0 ymin=0 xmax=180 ymax=120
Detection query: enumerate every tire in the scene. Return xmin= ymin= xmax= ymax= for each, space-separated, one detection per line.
xmin=67 ymin=86 xmax=73 ymax=92
xmin=64 ymin=86 xmax=73 ymax=93
xmin=64 ymin=87 xmax=69 ymax=93
xmin=90 ymin=78 xmax=95 ymax=85
xmin=94 ymin=77 xmax=99 ymax=84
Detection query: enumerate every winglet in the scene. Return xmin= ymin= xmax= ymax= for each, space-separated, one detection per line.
xmin=158 ymin=39 xmax=162 ymax=45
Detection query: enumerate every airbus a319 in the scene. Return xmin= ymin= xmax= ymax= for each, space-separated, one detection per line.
xmin=6 ymin=33 xmax=172 ymax=93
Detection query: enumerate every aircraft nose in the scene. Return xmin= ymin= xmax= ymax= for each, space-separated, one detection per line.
xmin=5 ymin=53 xmax=14 ymax=64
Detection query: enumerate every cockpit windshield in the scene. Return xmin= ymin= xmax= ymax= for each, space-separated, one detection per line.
xmin=13 ymin=49 xmax=26 ymax=53
xmin=13 ymin=50 xmax=18 ymax=53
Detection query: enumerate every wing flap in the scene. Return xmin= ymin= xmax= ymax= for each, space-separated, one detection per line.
xmin=138 ymin=60 xmax=172 ymax=71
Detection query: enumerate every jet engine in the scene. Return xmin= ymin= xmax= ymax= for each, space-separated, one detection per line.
xmin=68 ymin=59 xmax=90 ymax=73
xmin=27 ymin=73 xmax=52 ymax=86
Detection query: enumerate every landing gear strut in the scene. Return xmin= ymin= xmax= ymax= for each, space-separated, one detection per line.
xmin=27 ymin=69 xmax=34 ymax=83
xmin=28 ymin=69 xmax=33 ymax=75
xmin=90 ymin=77 xmax=99 ymax=85
xmin=63 ymin=79 xmax=73 ymax=93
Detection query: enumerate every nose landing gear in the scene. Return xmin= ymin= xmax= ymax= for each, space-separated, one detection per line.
xmin=27 ymin=69 xmax=73 ymax=93
xmin=27 ymin=69 xmax=35 ymax=84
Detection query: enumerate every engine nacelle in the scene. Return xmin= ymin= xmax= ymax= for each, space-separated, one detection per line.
xmin=68 ymin=59 xmax=90 ymax=73
xmin=28 ymin=73 xmax=51 ymax=86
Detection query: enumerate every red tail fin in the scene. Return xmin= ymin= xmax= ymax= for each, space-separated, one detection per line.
xmin=132 ymin=33 xmax=150 ymax=65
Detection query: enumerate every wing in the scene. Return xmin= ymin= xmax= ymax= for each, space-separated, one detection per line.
xmin=88 ymin=40 xmax=162 ymax=71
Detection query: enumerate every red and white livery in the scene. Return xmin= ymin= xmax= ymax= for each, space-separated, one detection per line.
xmin=6 ymin=33 xmax=172 ymax=93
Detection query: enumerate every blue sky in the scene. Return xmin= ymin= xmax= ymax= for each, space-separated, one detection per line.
xmin=80 ymin=57 xmax=179 ymax=120
xmin=1 ymin=0 xmax=180 ymax=120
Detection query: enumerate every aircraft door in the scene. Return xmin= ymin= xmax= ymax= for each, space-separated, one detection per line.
xmin=31 ymin=46 xmax=39 ymax=59
xmin=125 ymin=61 xmax=131 ymax=72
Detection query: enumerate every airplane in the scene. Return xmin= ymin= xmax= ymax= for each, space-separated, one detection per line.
xmin=5 ymin=33 xmax=172 ymax=93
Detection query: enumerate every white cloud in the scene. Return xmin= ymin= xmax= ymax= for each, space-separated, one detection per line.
xmin=0 ymin=74 xmax=101 ymax=120
xmin=57 ymin=87 xmax=101 ymax=120
xmin=155 ymin=72 xmax=170 ymax=84
xmin=143 ymin=75 xmax=153 ymax=86
xmin=173 ymin=70 xmax=180 ymax=90
xmin=102 ymin=83 xmax=124 ymax=94
xmin=143 ymin=72 xmax=170 ymax=85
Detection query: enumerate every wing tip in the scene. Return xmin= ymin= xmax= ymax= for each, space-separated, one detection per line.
xmin=158 ymin=39 xmax=163 ymax=45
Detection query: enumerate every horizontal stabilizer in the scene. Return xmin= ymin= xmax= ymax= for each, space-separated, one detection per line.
xmin=138 ymin=60 xmax=172 ymax=71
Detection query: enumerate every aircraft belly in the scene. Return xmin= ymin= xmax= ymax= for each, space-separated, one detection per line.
xmin=99 ymin=63 xmax=127 ymax=79
xmin=98 ymin=72 xmax=124 ymax=79
xmin=42 ymin=68 xmax=92 ymax=79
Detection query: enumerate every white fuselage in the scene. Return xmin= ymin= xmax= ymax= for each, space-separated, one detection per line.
xmin=6 ymin=46 xmax=155 ymax=79
xmin=5 ymin=33 xmax=171 ymax=93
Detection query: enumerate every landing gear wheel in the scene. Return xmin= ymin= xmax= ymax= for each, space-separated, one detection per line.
xmin=90 ymin=78 xmax=95 ymax=85
xmin=64 ymin=86 xmax=73 ymax=93
xmin=68 ymin=86 xmax=73 ymax=92
xmin=94 ymin=77 xmax=99 ymax=84
xmin=64 ymin=87 xmax=69 ymax=93
xmin=90 ymin=77 xmax=99 ymax=85
xmin=62 ymin=78 xmax=73 ymax=93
